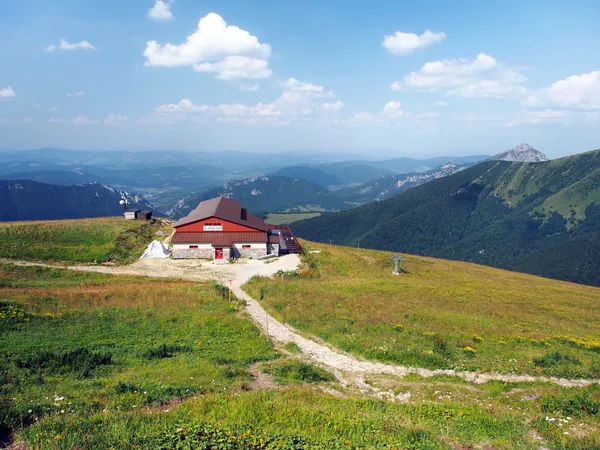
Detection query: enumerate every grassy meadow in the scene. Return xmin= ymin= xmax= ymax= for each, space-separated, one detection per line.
xmin=1 ymin=263 xmax=599 ymax=448
xmin=0 ymin=217 xmax=172 ymax=263
xmin=245 ymin=240 xmax=600 ymax=378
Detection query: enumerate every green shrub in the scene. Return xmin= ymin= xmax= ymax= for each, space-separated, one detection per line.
xmin=144 ymin=343 xmax=191 ymax=360
xmin=264 ymin=360 xmax=334 ymax=385
xmin=541 ymin=388 xmax=600 ymax=417
xmin=534 ymin=352 xmax=581 ymax=368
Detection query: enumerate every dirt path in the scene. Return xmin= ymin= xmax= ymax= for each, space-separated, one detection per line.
xmin=4 ymin=256 xmax=599 ymax=389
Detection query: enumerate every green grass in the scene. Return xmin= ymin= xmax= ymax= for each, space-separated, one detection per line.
xmin=261 ymin=360 xmax=335 ymax=385
xmin=245 ymin=240 xmax=600 ymax=378
xmin=0 ymin=264 xmax=277 ymax=445
xmin=2 ymin=263 xmax=599 ymax=449
xmin=265 ymin=213 xmax=321 ymax=225
xmin=0 ymin=217 xmax=171 ymax=263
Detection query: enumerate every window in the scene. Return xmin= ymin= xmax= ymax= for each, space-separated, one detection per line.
xmin=242 ymin=245 xmax=251 ymax=249
xmin=189 ymin=245 xmax=198 ymax=249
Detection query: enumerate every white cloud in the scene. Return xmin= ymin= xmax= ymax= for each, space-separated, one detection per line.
xmin=394 ymin=53 xmax=527 ymax=98
xmin=320 ymin=100 xmax=344 ymax=112
xmin=505 ymin=109 xmax=570 ymax=127
xmin=154 ymin=77 xmax=340 ymax=123
xmin=238 ymin=83 xmax=259 ymax=92
xmin=0 ymin=118 xmax=7 ymax=124
xmin=144 ymin=12 xmax=271 ymax=80
xmin=104 ymin=114 xmax=128 ymax=125
xmin=523 ymin=71 xmax=600 ymax=110
xmin=416 ymin=112 xmax=439 ymax=118
xmin=351 ymin=101 xmax=406 ymax=124
xmin=50 ymin=106 xmax=59 ymax=111
xmin=194 ymin=56 xmax=271 ymax=80
xmin=46 ymin=39 xmax=96 ymax=52
xmin=48 ymin=118 xmax=65 ymax=124
xmin=147 ymin=0 xmax=174 ymax=21
xmin=72 ymin=115 xmax=99 ymax=125
xmin=382 ymin=30 xmax=446 ymax=55
xmin=22 ymin=117 xmax=32 ymax=123
xmin=280 ymin=78 xmax=327 ymax=94
xmin=0 ymin=87 xmax=16 ymax=98
xmin=434 ymin=101 xmax=448 ymax=106
xmin=67 ymin=91 xmax=85 ymax=97
xmin=33 ymin=103 xmax=41 ymax=108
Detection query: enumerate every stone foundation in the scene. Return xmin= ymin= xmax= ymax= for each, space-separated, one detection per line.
xmin=173 ymin=248 xmax=213 ymax=259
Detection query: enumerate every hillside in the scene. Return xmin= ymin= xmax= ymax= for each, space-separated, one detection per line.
xmin=0 ymin=180 xmax=155 ymax=221
xmin=0 ymin=217 xmax=171 ymax=262
xmin=0 ymin=169 xmax=104 ymax=185
xmin=292 ymin=149 xmax=600 ymax=286
xmin=339 ymin=160 xmax=469 ymax=203
xmin=268 ymin=166 xmax=342 ymax=187
xmin=167 ymin=176 xmax=350 ymax=218
xmin=246 ymin=240 xmax=600 ymax=376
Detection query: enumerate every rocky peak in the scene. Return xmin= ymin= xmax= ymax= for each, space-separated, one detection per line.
xmin=490 ymin=144 xmax=548 ymax=163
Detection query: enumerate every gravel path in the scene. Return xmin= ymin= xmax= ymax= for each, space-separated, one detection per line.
xmin=4 ymin=256 xmax=599 ymax=389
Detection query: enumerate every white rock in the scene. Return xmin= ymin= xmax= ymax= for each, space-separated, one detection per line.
xmin=141 ymin=240 xmax=171 ymax=259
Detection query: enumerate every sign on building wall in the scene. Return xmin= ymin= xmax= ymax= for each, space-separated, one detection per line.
xmin=203 ymin=224 xmax=223 ymax=231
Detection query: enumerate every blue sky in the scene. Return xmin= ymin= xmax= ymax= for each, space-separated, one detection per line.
xmin=0 ymin=0 xmax=599 ymax=157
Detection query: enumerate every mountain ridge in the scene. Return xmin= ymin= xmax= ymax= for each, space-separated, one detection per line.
xmin=291 ymin=148 xmax=600 ymax=286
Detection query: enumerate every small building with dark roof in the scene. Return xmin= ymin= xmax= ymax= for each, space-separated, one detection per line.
xmin=172 ymin=196 xmax=278 ymax=261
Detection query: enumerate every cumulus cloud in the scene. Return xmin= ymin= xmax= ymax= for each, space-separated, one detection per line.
xmin=320 ymin=100 xmax=344 ymax=111
xmin=393 ymin=53 xmax=527 ymax=98
xmin=104 ymin=114 xmax=128 ymax=125
xmin=50 ymin=106 xmax=59 ymax=111
xmin=66 ymin=91 xmax=85 ymax=97
xmin=147 ymin=0 xmax=174 ymax=21
xmin=351 ymin=101 xmax=406 ymax=123
xmin=194 ymin=56 xmax=271 ymax=80
xmin=72 ymin=115 xmax=99 ymax=125
xmin=0 ymin=87 xmax=16 ymax=98
xmin=46 ymin=39 xmax=96 ymax=52
xmin=153 ymin=77 xmax=340 ymax=123
xmin=505 ymin=109 xmax=570 ymax=127
xmin=382 ymin=30 xmax=446 ymax=55
xmin=523 ymin=71 xmax=600 ymax=110
xmin=144 ymin=12 xmax=271 ymax=80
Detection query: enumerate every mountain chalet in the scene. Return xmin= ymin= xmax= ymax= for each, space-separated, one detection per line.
xmin=172 ymin=196 xmax=280 ymax=261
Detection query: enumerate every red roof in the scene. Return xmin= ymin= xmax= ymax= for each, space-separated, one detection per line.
xmin=174 ymin=196 xmax=268 ymax=231
xmin=172 ymin=231 xmax=269 ymax=246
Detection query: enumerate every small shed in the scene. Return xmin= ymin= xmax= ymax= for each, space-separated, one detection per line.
xmin=124 ymin=210 xmax=138 ymax=220
xmin=135 ymin=210 xmax=152 ymax=220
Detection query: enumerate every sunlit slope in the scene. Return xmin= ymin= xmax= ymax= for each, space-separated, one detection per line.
xmin=245 ymin=240 xmax=600 ymax=377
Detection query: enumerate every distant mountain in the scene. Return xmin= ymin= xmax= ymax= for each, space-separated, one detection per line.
xmin=339 ymin=160 xmax=469 ymax=203
xmin=166 ymin=176 xmax=350 ymax=218
xmin=352 ymin=155 xmax=490 ymax=174
xmin=0 ymin=180 xmax=156 ymax=221
xmin=490 ymin=143 xmax=548 ymax=162
xmin=308 ymin=163 xmax=395 ymax=185
xmin=0 ymin=169 xmax=104 ymax=186
xmin=292 ymin=149 xmax=600 ymax=287
xmin=268 ymin=166 xmax=342 ymax=187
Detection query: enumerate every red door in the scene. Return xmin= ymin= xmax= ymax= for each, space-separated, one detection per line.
xmin=215 ymin=248 xmax=224 ymax=259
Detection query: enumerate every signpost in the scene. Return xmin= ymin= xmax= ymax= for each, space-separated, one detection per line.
xmin=391 ymin=255 xmax=407 ymax=275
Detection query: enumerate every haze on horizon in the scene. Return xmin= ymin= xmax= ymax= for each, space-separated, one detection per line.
xmin=0 ymin=0 xmax=599 ymax=159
